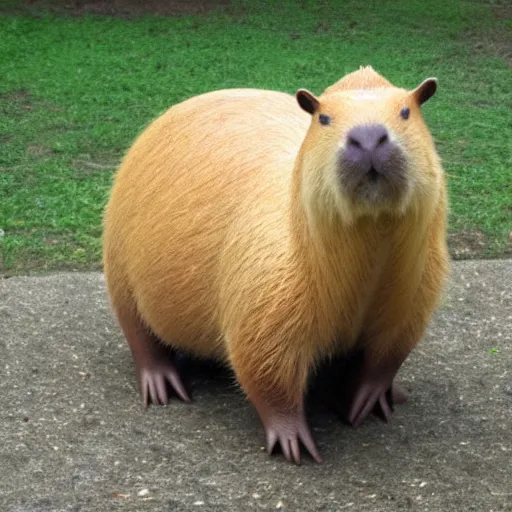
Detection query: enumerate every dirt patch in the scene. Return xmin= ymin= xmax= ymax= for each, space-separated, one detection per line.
xmin=0 ymin=89 xmax=63 ymax=118
xmin=488 ymin=0 xmax=512 ymax=20
xmin=1 ymin=0 xmax=229 ymax=17
xmin=0 ymin=89 xmax=31 ymax=102
xmin=448 ymin=229 xmax=493 ymax=260
xmin=470 ymin=31 xmax=511 ymax=66
xmin=27 ymin=144 xmax=52 ymax=157
xmin=0 ymin=89 xmax=33 ymax=117
xmin=493 ymin=6 xmax=512 ymax=21
xmin=448 ymin=227 xmax=512 ymax=260
xmin=463 ymin=2 xmax=512 ymax=65
xmin=72 ymin=153 xmax=119 ymax=179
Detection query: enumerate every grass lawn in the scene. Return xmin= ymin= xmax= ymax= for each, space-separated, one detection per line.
xmin=0 ymin=0 xmax=511 ymax=274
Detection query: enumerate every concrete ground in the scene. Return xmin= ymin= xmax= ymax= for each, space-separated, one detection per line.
xmin=1 ymin=260 xmax=511 ymax=512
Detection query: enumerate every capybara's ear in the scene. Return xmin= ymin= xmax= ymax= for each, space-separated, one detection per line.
xmin=296 ymin=89 xmax=319 ymax=115
xmin=411 ymin=78 xmax=437 ymax=106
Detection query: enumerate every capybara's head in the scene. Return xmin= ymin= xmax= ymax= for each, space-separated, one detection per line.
xmin=296 ymin=66 xmax=441 ymax=224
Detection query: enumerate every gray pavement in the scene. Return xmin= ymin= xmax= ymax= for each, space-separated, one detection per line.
xmin=1 ymin=260 xmax=511 ymax=512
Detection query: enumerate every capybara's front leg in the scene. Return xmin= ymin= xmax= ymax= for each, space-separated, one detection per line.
xmin=229 ymin=339 xmax=321 ymax=464
xmin=251 ymin=396 xmax=321 ymax=464
xmin=115 ymin=305 xmax=191 ymax=406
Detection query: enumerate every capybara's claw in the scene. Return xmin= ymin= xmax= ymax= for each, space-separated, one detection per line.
xmin=348 ymin=380 xmax=396 ymax=427
xmin=263 ymin=409 xmax=322 ymax=464
xmin=138 ymin=363 xmax=191 ymax=406
xmin=370 ymin=382 xmax=408 ymax=422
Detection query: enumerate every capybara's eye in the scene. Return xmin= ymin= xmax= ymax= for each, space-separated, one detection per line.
xmin=319 ymin=114 xmax=331 ymax=126
xmin=400 ymin=107 xmax=410 ymax=120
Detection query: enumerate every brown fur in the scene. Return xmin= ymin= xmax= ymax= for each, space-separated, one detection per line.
xmin=103 ymin=67 xmax=449 ymax=412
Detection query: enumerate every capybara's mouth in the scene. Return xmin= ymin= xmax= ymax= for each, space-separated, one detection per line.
xmin=367 ymin=167 xmax=379 ymax=182
xmin=352 ymin=173 xmax=403 ymax=205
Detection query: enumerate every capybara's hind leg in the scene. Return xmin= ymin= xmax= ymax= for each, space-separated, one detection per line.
xmin=115 ymin=305 xmax=191 ymax=406
xmin=317 ymin=350 xmax=407 ymax=425
xmin=345 ymin=350 xmax=408 ymax=427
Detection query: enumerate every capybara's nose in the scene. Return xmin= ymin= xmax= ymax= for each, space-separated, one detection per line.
xmin=343 ymin=124 xmax=393 ymax=175
xmin=347 ymin=124 xmax=389 ymax=152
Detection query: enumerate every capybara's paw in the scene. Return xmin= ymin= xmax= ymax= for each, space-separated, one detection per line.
xmin=262 ymin=408 xmax=322 ymax=465
xmin=347 ymin=378 xmax=407 ymax=427
xmin=347 ymin=380 xmax=390 ymax=427
xmin=137 ymin=362 xmax=191 ymax=406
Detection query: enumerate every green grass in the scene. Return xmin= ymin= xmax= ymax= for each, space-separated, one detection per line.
xmin=0 ymin=0 xmax=511 ymax=274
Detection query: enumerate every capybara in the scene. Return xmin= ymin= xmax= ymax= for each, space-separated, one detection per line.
xmin=103 ymin=66 xmax=449 ymax=464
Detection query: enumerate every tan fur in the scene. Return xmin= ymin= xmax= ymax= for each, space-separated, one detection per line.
xmin=103 ymin=67 xmax=449 ymax=410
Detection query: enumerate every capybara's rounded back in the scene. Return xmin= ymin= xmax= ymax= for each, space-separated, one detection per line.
xmin=103 ymin=89 xmax=310 ymax=358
